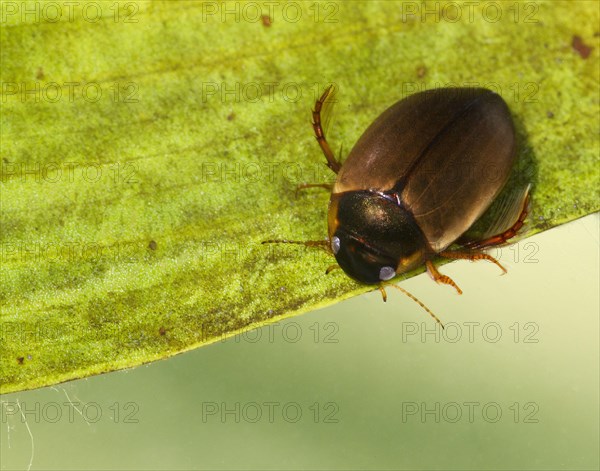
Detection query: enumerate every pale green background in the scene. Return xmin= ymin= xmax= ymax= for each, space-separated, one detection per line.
xmin=1 ymin=213 xmax=598 ymax=470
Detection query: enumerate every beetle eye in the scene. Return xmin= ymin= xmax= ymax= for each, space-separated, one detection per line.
xmin=331 ymin=236 xmax=340 ymax=254
xmin=331 ymin=230 xmax=399 ymax=284
xmin=379 ymin=266 xmax=396 ymax=281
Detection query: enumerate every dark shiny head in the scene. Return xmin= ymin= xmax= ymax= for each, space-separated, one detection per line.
xmin=328 ymin=191 xmax=429 ymax=284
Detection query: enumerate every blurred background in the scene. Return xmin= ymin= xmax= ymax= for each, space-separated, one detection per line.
xmin=2 ymin=215 xmax=598 ymax=469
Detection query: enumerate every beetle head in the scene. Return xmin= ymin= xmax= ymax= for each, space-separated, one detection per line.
xmin=328 ymin=191 xmax=428 ymax=284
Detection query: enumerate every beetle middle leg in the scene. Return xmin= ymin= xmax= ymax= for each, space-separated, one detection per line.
xmin=438 ymin=250 xmax=507 ymax=274
xmin=295 ymin=183 xmax=333 ymax=198
xmin=261 ymin=239 xmax=333 ymax=258
xmin=312 ymin=85 xmax=342 ymax=174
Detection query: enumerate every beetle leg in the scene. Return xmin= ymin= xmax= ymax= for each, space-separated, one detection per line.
xmin=261 ymin=239 xmax=332 ymax=254
xmin=295 ymin=183 xmax=334 ymax=198
xmin=439 ymin=250 xmax=507 ymax=275
xmin=425 ymin=260 xmax=463 ymax=295
xmin=462 ymin=189 xmax=530 ymax=250
xmin=325 ymin=264 xmax=340 ymax=274
xmin=312 ymin=85 xmax=342 ymax=174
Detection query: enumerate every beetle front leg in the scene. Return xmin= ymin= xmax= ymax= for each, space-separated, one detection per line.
xmin=425 ymin=260 xmax=463 ymax=295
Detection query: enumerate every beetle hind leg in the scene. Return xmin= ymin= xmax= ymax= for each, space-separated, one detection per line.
xmin=461 ymin=187 xmax=530 ymax=250
xmin=312 ymin=85 xmax=342 ymax=174
xmin=439 ymin=187 xmax=528 ymax=280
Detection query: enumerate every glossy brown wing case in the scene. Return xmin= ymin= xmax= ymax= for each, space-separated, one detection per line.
xmin=333 ymin=88 xmax=516 ymax=252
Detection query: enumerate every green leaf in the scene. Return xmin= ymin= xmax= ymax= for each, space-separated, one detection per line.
xmin=1 ymin=1 xmax=598 ymax=393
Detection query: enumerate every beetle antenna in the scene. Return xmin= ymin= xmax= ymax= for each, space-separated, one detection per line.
xmin=383 ymin=283 xmax=445 ymax=329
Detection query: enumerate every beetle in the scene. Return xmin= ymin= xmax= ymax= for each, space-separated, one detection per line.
xmin=265 ymin=86 xmax=530 ymax=326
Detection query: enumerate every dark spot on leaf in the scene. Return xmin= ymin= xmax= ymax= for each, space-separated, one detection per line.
xmin=148 ymin=240 xmax=158 ymax=250
xmin=546 ymin=111 xmax=554 ymax=118
xmin=159 ymin=326 xmax=167 ymax=336
xmin=572 ymin=35 xmax=592 ymax=59
xmin=36 ymin=67 xmax=44 ymax=80
xmin=17 ymin=357 xmax=24 ymax=365
xmin=416 ymin=65 xmax=427 ymax=78
xmin=261 ymin=15 xmax=272 ymax=27
xmin=227 ymin=112 xmax=235 ymax=121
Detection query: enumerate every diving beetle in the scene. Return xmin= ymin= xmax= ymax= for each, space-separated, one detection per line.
xmin=265 ymin=86 xmax=530 ymax=326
